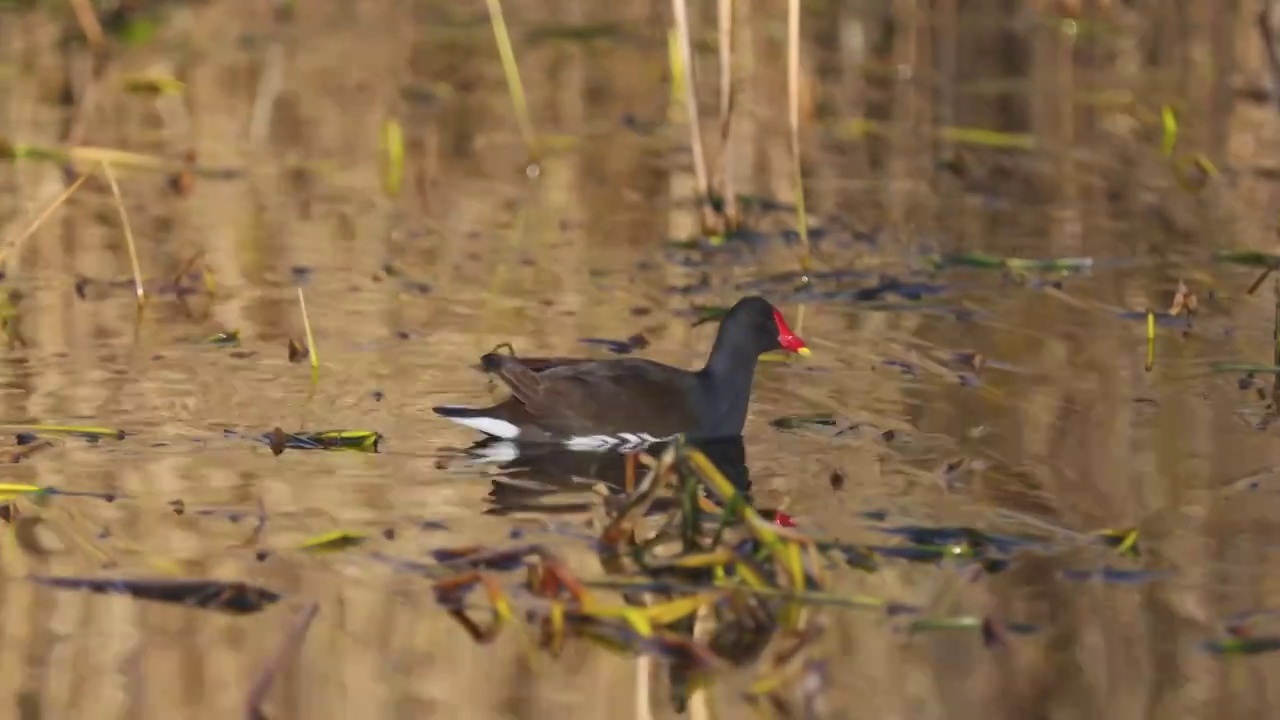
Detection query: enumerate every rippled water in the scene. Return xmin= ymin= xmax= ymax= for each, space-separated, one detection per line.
xmin=2 ymin=0 xmax=1280 ymax=717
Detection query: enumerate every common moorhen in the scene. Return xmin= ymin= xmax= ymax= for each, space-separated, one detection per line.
xmin=433 ymin=296 xmax=811 ymax=449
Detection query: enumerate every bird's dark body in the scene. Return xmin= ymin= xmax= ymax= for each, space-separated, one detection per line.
xmin=433 ymin=296 xmax=808 ymax=448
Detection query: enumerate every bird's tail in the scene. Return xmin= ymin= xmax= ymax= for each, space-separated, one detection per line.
xmin=433 ymin=404 xmax=484 ymax=418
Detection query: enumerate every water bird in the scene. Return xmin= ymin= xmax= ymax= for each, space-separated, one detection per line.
xmin=433 ymin=296 xmax=811 ymax=451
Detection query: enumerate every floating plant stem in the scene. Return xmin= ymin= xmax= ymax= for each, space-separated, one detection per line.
xmin=100 ymin=161 xmax=146 ymax=305
xmin=0 ymin=171 xmax=90 ymax=268
xmin=671 ymin=0 xmax=716 ymax=233
xmin=297 ymin=286 xmax=318 ymax=382
xmin=484 ymin=0 xmax=539 ymax=167
xmin=787 ymin=0 xmax=811 ymax=275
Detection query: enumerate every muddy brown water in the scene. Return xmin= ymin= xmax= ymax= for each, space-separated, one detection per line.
xmin=3 ymin=0 xmax=1280 ymax=718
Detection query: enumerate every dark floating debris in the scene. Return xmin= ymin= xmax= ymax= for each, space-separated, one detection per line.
xmin=287 ymin=339 xmax=310 ymax=363
xmin=30 ymin=576 xmax=282 ymax=614
xmin=374 ymin=261 xmax=433 ymax=295
xmin=769 ymin=414 xmax=841 ymax=432
xmin=290 ymin=265 xmax=314 ymax=284
xmin=769 ymin=414 xmax=895 ymax=441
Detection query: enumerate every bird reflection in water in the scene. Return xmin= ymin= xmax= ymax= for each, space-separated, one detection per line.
xmin=454 ymin=436 xmax=757 ymax=520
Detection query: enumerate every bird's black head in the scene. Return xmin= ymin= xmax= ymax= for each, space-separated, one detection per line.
xmin=720 ymin=296 xmax=811 ymax=357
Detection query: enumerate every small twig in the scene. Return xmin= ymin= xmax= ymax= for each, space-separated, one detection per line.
xmin=786 ymin=0 xmax=811 ymax=274
xmin=297 ymin=287 xmax=319 ymax=381
xmin=100 ymin=161 xmax=146 ymax=305
xmin=1247 ymin=267 xmax=1274 ymax=296
xmin=243 ymin=602 xmax=320 ymax=720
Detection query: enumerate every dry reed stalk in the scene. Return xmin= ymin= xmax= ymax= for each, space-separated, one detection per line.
xmin=100 ymin=161 xmax=146 ymax=304
xmin=716 ymin=0 xmax=738 ymax=230
xmin=786 ymin=0 xmax=811 ymax=274
xmin=671 ymin=0 xmax=718 ymax=233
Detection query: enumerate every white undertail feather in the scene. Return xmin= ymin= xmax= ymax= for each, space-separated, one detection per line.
xmin=464 ymin=441 xmax=519 ymax=463
xmin=440 ymin=413 xmax=521 ymax=439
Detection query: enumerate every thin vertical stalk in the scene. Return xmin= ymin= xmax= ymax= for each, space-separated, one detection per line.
xmin=787 ymin=0 xmax=810 ymax=273
xmin=716 ymin=0 xmax=738 ymax=229
xmin=101 ymin=161 xmax=146 ymax=305
xmin=485 ymin=0 xmax=539 ymax=165
xmin=672 ymin=0 xmax=717 ymax=233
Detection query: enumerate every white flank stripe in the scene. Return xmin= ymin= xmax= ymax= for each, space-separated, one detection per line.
xmin=562 ymin=432 xmax=668 ymax=452
xmin=444 ymin=415 xmax=522 ymax=439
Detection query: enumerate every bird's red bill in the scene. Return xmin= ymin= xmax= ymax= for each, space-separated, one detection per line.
xmin=772 ymin=308 xmax=811 ymax=356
